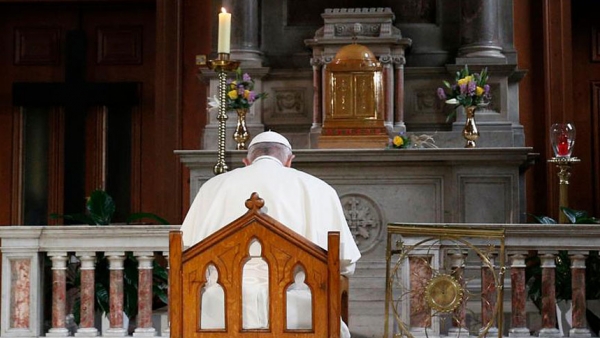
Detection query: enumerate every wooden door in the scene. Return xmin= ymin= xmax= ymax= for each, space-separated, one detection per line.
xmin=0 ymin=1 xmax=156 ymax=224
xmin=572 ymin=0 xmax=600 ymax=217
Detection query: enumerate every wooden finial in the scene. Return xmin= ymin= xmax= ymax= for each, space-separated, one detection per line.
xmin=245 ymin=192 xmax=265 ymax=211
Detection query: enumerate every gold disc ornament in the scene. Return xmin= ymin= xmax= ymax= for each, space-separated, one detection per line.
xmin=424 ymin=274 xmax=464 ymax=313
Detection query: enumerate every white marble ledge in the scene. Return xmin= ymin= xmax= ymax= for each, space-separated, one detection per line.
xmin=0 ymin=225 xmax=180 ymax=252
xmin=176 ymin=147 xmax=537 ymax=167
xmin=388 ymin=222 xmax=600 ymax=251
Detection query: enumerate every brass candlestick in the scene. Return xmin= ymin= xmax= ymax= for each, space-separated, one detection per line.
xmin=206 ymin=53 xmax=240 ymax=175
xmin=548 ymin=157 xmax=580 ymax=223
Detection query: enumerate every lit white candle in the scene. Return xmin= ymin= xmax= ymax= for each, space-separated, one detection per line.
xmin=217 ymin=7 xmax=231 ymax=54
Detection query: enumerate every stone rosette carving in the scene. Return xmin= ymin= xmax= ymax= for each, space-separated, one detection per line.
xmin=340 ymin=194 xmax=383 ymax=253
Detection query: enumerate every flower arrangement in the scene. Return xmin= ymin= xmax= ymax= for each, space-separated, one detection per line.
xmin=388 ymin=133 xmax=411 ymax=149
xmin=437 ymin=65 xmax=491 ymax=119
xmin=225 ymin=68 xmax=267 ymax=110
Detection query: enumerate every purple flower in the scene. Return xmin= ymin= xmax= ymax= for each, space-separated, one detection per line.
xmin=248 ymin=91 xmax=256 ymax=103
xmin=243 ymin=73 xmax=252 ymax=82
xmin=437 ymin=88 xmax=446 ymax=100
xmin=237 ymin=85 xmax=245 ymax=96
xmin=467 ymin=81 xmax=477 ymax=95
xmin=459 ymin=83 xmax=467 ymax=95
xmin=484 ymin=84 xmax=490 ymax=94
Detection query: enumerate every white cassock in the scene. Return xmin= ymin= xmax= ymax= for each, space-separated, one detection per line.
xmin=181 ymin=155 xmax=361 ymax=337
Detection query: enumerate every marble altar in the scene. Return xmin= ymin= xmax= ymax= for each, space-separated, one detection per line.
xmin=177 ymin=147 xmax=535 ymax=336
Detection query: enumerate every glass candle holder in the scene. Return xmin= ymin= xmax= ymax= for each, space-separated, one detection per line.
xmin=550 ymin=123 xmax=576 ymax=158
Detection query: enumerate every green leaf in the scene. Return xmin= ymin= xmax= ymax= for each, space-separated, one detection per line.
xmin=529 ymin=213 xmax=557 ymax=224
xmin=95 ymin=282 xmax=110 ymax=315
xmin=445 ymin=107 xmax=458 ymax=123
xmin=127 ymin=212 xmax=170 ymax=225
xmin=443 ymin=80 xmax=452 ymax=89
xmin=561 ymin=207 xmax=589 ymax=224
xmin=153 ymin=284 xmax=169 ymax=306
xmin=86 ymin=190 xmax=115 ymax=225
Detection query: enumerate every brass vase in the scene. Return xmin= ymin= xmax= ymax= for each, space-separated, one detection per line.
xmin=233 ymin=108 xmax=250 ymax=150
xmin=462 ymin=106 xmax=480 ymax=148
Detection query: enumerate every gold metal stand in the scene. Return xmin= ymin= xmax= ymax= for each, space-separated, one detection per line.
xmin=206 ymin=53 xmax=240 ymax=175
xmin=548 ymin=157 xmax=581 ymax=223
xmin=384 ymin=223 xmax=505 ymax=338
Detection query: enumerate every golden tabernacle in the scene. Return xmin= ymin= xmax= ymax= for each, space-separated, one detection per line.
xmin=319 ymin=43 xmax=389 ymax=149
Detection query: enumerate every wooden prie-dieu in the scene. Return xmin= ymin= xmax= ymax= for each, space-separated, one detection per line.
xmin=169 ymin=192 xmax=346 ymax=337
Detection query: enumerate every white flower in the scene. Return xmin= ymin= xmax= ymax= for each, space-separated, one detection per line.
xmin=207 ymin=95 xmax=220 ymax=113
xmin=445 ymin=98 xmax=459 ymax=105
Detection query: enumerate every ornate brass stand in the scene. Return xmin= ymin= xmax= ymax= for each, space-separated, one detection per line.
xmin=206 ymin=53 xmax=240 ymax=175
xmin=548 ymin=157 xmax=581 ymax=223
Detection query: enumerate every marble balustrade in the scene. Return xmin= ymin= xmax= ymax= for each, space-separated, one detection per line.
xmin=0 ymin=224 xmax=599 ymax=337
xmin=0 ymin=225 xmax=177 ymax=338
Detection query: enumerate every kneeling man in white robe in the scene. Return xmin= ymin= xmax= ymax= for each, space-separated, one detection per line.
xmin=181 ymin=131 xmax=361 ymax=338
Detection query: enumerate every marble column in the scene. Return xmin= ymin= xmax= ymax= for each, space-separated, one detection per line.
xmin=457 ymin=0 xmax=505 ymax=60
xmin=448 ymin=251 xmax=468 ymax=338
xmin=393 ymin=56 xmax=406 ymax=132
xmin=222 ymin=0 xmax=262 ymax=67
xmin=570 ymin=253 xmax=591 ymax=338
xmin=508 ymin=253 xmax=530 ymax=337
xmin=380 ymin=55 xmax=394 ymax=131
xmin=75 ymin=252 xmax=98 ymax=337
xmin=480 ymin=254 xmax=498 ymax=336
xmin=106 ymin=252 xmax=127 ymax=337
xmin=539 ymin=253 xmax=561 ymax=338
xmin=133 ymin=252 xmax=156 ymax=337
xmin=311 ymin=57 xmax=323 ymax=128
xmin=47 ymin=253 xmax=69 ymax=337
xmin=409 ymin=256 xmax=432 ymax=336
xmin=9 ymin=259 xmax=32 ymax=329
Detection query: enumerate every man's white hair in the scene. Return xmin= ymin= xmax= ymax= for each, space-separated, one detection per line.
xmin=247 ymin=142 xmax=293 ymax=164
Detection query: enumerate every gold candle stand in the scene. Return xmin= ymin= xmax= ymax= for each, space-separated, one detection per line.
xmin=548 ymin=157 xmax=580 ymax=223
xmin=207 ymin=53 xmax=240 ymax=175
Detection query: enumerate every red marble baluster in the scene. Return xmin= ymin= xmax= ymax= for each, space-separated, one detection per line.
xmin=409 ymin=255 xmax=432 ymax=334
xmin=11 ymin=259 xmax=32 ymax=329
xmin=539 ymin=253 xmax=560 ymax=337
xmin=508 ymin=252 xmax=530 ymax=337
xmin=570 ymin=253 xmax=591 ymax=337
xmin=47 ymin=253 xmax=69 ymax=337
xmin=107 ymin=252 xmax=127 ymax=336
xmin=133 ymin=252 xmax=156 ymax=336
xmin=76 ymin=252 xmax=98 ymax=336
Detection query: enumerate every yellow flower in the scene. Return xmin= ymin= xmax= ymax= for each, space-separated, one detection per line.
xmin=228 ymin=90 xmax=238 ymax=100
xmin=393 ymin=135 xmax=404 ymax=147
xmin=457 ymin=76 xmax=472 ymax=87
xmin=243 ymin=89 xmax=250 ymax=99
xmin=476 ymin=86 xmax=484 ymax=96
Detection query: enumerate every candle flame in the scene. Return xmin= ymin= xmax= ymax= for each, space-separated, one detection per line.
xmin=221 ymin=7 xmax=227 ymax=13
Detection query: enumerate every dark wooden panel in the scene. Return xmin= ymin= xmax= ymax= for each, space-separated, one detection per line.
xmin=181 ymin=0 xmax=211 ymax=216
xmin=593 ymin=25 xmax=600 ymax=62
xmin=592 ymin=82 xmax=600 ymax=216
xmin=97 ymin=25 xmax=143 ymax=65
xmin=14 ymin=26 xmax=61 ymax=65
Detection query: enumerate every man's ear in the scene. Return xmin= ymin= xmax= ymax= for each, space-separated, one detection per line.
xmin=243 ymin=158 xmax=251 ymax=166
xmin=284 ymin=154 xmax=295 ymax=167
